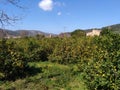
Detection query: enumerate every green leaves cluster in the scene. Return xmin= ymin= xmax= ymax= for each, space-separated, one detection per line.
xmin=0 ymin=39 xmax=28 ymax=80
xmin=48 ymin=32 xmax=120 ymax=89
xmin=71 ymin=29 xmax=86 ymax=38
xmin=80 ymin=34 xmax=120 ymax=90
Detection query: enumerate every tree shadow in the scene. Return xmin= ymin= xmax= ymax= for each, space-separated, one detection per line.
xmin=1 ymin=65 xmax=42 ymax=81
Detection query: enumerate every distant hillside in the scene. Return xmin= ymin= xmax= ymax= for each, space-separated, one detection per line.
xmin=0 ymin=23 xmax=120 ymax=38
xmin=70 ymin=24 xmax=120 ymax=37
xmin=0 ymin=29 xmax=56 ymax=38
xmin=102 ymin=24 xmax=120 ymax=33
xmin=73 ymin=24 xmax=120 ymax=34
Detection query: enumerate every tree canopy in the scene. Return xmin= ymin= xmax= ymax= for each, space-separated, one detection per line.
xmin=71 ymin=29 xmax=86 ymax=38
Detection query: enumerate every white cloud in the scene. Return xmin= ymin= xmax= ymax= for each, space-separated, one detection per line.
xmin=38 ymin=0 xmax=53 ymax=11
xmin=57 ymin=12 xmax=62 ymax=16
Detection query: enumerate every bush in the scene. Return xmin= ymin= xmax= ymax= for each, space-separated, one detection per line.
xmin=48 ymin=38 xmax=77 ymax=64
xmin=28 ymin=38 xmax=60 ymax=62
xmin=0 ymin=39 xmax=29 ymax=80
xmin=80 ymin=34 xmax=120 ymax=90
xmin=29 ymin=47 xmax=48 ymax=62
xmin=49 ymin=37 xmax=94 ymax=65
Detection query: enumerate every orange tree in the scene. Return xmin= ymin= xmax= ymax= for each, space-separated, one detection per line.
xmin=48 ymin=37 xmax=94 ymax=64
xmin=0 ymin=39 xmax=29 ymax=80
xmin=80 ymin=33 xmax=120 ymax=90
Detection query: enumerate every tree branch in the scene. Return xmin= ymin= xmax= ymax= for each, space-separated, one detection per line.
xmin=6 ymin=0 xmax=24 ymax=8
xmin=0 ymin=0 xmax=24 ymax=27
xmin=0 ymin=10 xmax=19 ymax=27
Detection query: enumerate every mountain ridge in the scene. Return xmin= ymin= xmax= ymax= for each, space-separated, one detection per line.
xmin=0 ymin=29 xmax=57 ymax=38
xmin=0 ymin=23 xmax=120 ymax=38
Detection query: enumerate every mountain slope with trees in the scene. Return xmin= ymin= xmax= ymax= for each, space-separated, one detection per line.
xmin=102 ymin=24 xmax=120 ymax=33
xmin=0 ymin=29 xmax=56 ymax=38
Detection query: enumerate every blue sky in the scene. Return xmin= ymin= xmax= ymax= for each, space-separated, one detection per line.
xmin=2 ymin=0 xmax=120 ymax=34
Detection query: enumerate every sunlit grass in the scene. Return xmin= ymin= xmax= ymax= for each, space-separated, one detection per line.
xmin=0 ymin=62 xmax=87 ymax=90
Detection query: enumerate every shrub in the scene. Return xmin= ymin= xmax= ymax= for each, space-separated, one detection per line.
xmin=29 ymin=47 xmax=48 ymax=62
xmin=0 ymin=39 xmax=29 ymax=80
xmin=49 ymin=37 xmax=94 ymax=64
xmin=80 ymin=34 xmax=120 ymax=90
xmin=48 ymin=38 xmax=76 ymax=64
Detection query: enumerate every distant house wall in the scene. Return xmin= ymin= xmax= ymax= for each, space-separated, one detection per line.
xmin=86 ymin=30 xmax=101 ymax=36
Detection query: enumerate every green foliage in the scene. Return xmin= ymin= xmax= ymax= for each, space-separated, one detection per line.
xmin=35 ymin=34 xmax=45 ymax=40
xmin=29 ymin=47 xmax=48 ymax=62
xmin=100 ymin=28 xmax=113 ymax=36
xmin=49 ymin=38 xmax=78 ymax=64
xmin=49 ymin=37 xmax=94 ymax=65
xmin=29 ymin=38 xmax=61 ymax=62
xmin=49 ymin=33 xmax=120 ymax=90
xmin=102 ymin=24 xmax=120 ymax=34
xmin=0 ymin=30 xmax=120 ymax=90
xmin=71 ymin=29 xmax=86 ymax=38
xmin=0 ymin=39 xmax=29 ymax=80
xmin=80 ymin=34 xmax=120 ymax=90
xmin=0 ymin=62 xmax=87 ymax=90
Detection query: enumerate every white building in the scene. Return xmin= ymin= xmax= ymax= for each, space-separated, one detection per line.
xmin=86 ymin=29 xmax=101 ymax=36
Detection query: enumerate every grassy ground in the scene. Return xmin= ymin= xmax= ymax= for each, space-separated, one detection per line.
xmin=0 ymin=62 xmax=87 ymax=90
